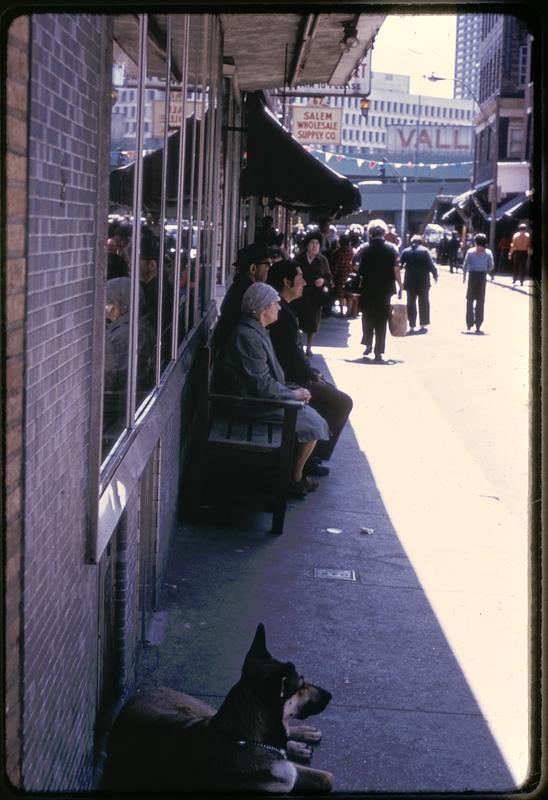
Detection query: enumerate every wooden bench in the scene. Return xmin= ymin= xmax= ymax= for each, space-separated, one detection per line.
xmin=187 ymin=344 xmax=304 ymax=534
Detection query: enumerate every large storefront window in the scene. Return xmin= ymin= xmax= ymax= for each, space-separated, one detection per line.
xmin=103 ymin=18 xmax=141 ymax=458
xmin=102 ymin=14 xmax=222 ymax=465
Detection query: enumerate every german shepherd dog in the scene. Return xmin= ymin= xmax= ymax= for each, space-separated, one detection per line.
xmin=103 ymin=624 xmax=333 ymax=793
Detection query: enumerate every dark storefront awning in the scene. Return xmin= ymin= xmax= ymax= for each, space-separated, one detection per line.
xmin=486 ymin=192 xmax=529 ymax=223
xmin=240 ymin=92 xmax=361 ymax=218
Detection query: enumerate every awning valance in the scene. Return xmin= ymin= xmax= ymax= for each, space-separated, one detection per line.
xmin=240 ymin=92 xmax=361 ymax=218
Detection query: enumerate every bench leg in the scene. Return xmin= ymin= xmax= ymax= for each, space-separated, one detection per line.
xmin=271 ymin=502 xmax=286 ymax=535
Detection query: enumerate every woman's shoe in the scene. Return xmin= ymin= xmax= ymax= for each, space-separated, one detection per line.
xmin=303 ymin=475 xmax=319 ymax=491
xmin=287 ymin=478 xmax=309 ymax=498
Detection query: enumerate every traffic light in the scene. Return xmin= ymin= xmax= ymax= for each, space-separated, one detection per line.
xmin=360 ymin=98 xmax=370 ymax=117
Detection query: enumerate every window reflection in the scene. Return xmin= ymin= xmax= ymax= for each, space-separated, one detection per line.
xmin=103 ymin=33 xmax=139 ymax=458
xmin=102 ymin=13 xmax=222 ymax=463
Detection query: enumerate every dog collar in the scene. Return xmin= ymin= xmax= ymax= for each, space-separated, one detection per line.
xmin=236 ymin=740 xmax=287 ymax=760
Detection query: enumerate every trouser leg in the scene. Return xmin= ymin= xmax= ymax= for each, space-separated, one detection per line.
xmin=374 ymin=299 xmax=390 ymax=356
xmin=474 ymin=274 xmax=486 ymax=328
xmin=418 ymin=289 xmax=430 ymax=325
xmin=406 ymin=289 xmax=417 ymax=327
xmin=514 ymin=252 xmax=527 ymax=283
xmin=361 ymin=305 xmax=374 ymax=347
xmin=466 ymin=274 xmax=477 ymax=328
xmin=309 ymin=381 xmax=353 ymax=461
xmin=466 ymin=272 xmax=486 ymax=329
xmin=466 ymin=297 xmax=475 ymax=329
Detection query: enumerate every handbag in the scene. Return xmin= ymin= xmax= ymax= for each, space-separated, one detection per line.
xmin=388 ymin=302 xmax=408 ymax=337
xmin=344 ymin=272 xmax=360 ymax=294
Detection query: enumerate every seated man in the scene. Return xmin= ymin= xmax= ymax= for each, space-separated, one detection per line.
xmin=214 ymin=282 xmax=330 ymax=498
xmin=210 ymin=241 xmax=272 ymax=357
xmin=267 ymin=259 xmax=353 ymax=476
xmin=103 ymin=277 xmax=155 ymax=437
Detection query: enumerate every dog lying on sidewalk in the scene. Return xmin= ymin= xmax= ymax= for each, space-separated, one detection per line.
xmin=103 ymin=623 xmax=333 ymax=793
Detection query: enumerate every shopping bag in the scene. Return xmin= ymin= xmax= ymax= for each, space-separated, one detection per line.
xmin=388 ymin=302 xmax=408 ymax=336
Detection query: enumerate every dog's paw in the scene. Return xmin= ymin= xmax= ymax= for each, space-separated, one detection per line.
xmin=287 ymin=740 xmax=314 ymax=761
xmin=288 ymin=723 xmax=322 ymax=743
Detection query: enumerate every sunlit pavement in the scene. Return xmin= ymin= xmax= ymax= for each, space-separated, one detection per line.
xmin=317 ymin=266 xmax=533 ymax=786
xmin=138 ymin=266 xmax=535 ymax=793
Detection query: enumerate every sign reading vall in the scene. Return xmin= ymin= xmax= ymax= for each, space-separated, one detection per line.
xmin=387 ymin=124 xmax=473 ymax=154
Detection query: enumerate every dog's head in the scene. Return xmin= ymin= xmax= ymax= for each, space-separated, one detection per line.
xmin=242 ymin=624 xmax=331 ymax=722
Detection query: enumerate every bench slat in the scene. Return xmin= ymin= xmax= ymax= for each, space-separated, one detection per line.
xmin=209 ymin=416 xmax=283 ymax=447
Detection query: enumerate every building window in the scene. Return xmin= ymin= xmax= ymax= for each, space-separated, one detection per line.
xmin=508 ymin=125 xmax=523 ymax=158
xmin=518 ymin=44 xmax=527 ymax=86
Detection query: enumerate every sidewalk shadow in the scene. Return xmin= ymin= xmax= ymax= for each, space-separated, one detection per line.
xmin=138 ymin=356 xmax=522 ymax=794
xmin=343 ymin=356 xmax=405 ymax=366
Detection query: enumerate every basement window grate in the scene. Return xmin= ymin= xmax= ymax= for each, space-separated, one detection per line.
xmin=313 ymin=568 xmax=357 ymax=582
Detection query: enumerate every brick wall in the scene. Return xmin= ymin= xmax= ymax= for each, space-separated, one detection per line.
xmin=21 ymin=14 xmax=106 ymax=791
xmin=4 ymin=14 xmax=30 ymax=790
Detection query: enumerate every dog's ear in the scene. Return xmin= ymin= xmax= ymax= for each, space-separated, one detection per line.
xmin=244 ymin=623 xmax=271 ymax=662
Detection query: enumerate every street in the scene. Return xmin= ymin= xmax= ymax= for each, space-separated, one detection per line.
xmin=318 ymin=266 xmax=534 ymax=787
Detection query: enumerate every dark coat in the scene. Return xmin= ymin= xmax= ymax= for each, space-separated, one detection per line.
xmin=358 ymin=238 xmax=398 ymax=304
xmin=210 ymin=274 xmax=252 ymax=355
xmin=268 ymin=298 xmax=320 ymax=385
xmin=293 ymin=252 xmax=332 ymax=333
xmin=400 ymin=243 xmax=438 ymax=290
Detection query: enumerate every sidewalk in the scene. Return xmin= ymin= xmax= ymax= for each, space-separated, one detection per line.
xmin=136 ymin=313 xmax=523 ymax=794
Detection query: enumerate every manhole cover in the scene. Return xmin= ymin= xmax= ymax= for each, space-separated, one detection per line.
xmin=313 ymin=568 xmax=357 ymax=582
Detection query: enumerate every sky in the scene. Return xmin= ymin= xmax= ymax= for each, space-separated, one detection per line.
xmin=370 ymin=14 xmax=457 ymax=98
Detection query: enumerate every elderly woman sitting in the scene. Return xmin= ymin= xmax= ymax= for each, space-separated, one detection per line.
xmin=214 ymin=282 xmax=330 ymax=497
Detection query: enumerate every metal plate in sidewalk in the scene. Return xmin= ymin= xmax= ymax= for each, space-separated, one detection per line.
xmin=314 ymin=568 xmax=357 ymax=582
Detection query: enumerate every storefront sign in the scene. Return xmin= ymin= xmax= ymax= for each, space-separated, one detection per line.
xmin=152 ymin=94 xmax=203 ymax=136
xmin=284 ymin=54 xmax=371 ymax=97
xmin=386 ymin=124 xmax=473 ymax=154
xmin=292 ymin=105 xmax=342 ymax=145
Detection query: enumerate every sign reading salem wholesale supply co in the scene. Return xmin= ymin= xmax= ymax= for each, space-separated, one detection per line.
xmin=292 ymin=105 xmax=342 ymax=145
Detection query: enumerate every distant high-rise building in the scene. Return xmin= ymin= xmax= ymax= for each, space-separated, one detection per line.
xmin=454 ymin=14 xmax=482 ymax=101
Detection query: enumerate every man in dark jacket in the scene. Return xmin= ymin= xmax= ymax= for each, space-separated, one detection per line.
xmin=400 ymin=234 xmax=438 ymax=333
xmin=358 ymin=219 xmax=402 ymax=362
xmin=210 ymin=241 xmax=272 ymax=356
xmin=267 ymin=259 xmax=353 ymax=472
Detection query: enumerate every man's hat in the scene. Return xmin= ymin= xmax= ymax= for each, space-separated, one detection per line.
xmin=233 ymin=242 xmax=270 ymax=273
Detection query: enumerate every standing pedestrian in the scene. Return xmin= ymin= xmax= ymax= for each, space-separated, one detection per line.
xmin=385 ymin=224 xmax=401 ymax=249
xmin=294 ymin=234 xmax=333 ymax=357
xmin=508 ymin=223 xmax=532 ymax=286
xmin=495 ymin=234 xmax=511 ymax=279
xmin=462 ymin=233 xmax=494 ymax=334
xmin=358 ymin=219 xmax=403 ymax=362
xmin=330 ymin=234 xmax=355 ymax=316
xmin=400 ymin=235 xmax=438 ymax=334
xmin=448 ymin=231 xmax=461 ymax=273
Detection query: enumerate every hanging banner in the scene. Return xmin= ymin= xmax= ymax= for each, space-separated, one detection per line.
xmin=292 ymin=105 xmax=342 ymax=145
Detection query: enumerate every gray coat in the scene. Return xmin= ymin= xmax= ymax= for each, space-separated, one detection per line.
xmin=217 ymin=316 xmax=329 ymax=443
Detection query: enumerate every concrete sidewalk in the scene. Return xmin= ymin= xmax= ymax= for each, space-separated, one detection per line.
xmin=136 ymin=312 xmax=524 ymax=795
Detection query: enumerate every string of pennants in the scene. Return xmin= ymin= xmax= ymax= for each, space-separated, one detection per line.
xmin=301 ymin=145 xmax=474 ymax=170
